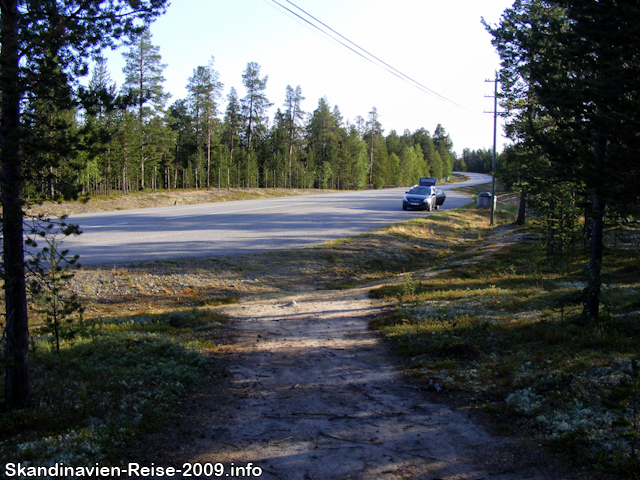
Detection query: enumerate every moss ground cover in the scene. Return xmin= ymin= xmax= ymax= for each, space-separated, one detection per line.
xmin=0 ymin=308 xmax=225 ymax=470
xmin=370 ymin=198 xmax=640 ymax=478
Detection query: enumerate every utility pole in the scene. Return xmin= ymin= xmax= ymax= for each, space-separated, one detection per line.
xmin=485 ymin=74 xmax=498 ymax=226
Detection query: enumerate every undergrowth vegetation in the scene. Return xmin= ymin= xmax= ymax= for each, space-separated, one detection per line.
xmin=2 ymin=183 xmax=637 ymax=477
xmin=370 ymin=199 xmax=640 ymax=478
xmin=0 ymin=308 xmax=225 ymax=470
xmin=0 ymin=183 xmax=527 ymax=470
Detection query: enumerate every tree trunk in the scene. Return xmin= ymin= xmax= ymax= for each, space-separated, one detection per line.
xmin=582 ymin=128 xmax=607 ymax=321
xmin=514 ymin=189 xmax=526 ymax=226
xmin=139 ymin=42 xmax=145 ymax=190
xmin=1 ymin=0 xmax=31 ymax=409
xmin=582 ymin=193 xmax=604 ymax=320
xmin=206 ymin=114 xmax=211 ymax=190
xmin=140 ymin=151 xmax=145 ymax=190
xmin=106 ymin=145 xmax=111 ymax=196
xmin=288 ymin=127 xmax=294 ymax=189
xmin=122 ymin=137 xmax=128 ymax=196
xmin=369 ymin=136 xmax=374 ymax=188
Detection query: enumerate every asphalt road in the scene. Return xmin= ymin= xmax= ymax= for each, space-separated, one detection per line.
xmin=60 ymin=172 xmax=492 ymax=265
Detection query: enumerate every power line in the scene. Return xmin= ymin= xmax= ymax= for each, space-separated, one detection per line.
xmin=267 ymin=0 xmax=470 ymax=111
xmin=266 ymin=0 xmax=382 ymax=71
xmin=281 ymin=0 xmax=462 ymax=107
xmin=260 ymin=0 xmax=351 ymax=54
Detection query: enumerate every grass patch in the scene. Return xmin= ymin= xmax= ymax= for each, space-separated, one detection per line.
xmin=0 ymin=308 xmax=225 ymax=468
xmin=26 ymin=187 xmax=341 ymax=217
xmin=370 ymin=206 xmax=640 ymax=478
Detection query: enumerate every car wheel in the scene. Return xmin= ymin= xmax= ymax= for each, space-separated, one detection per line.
xmin=402 ymin=204 xmax=407 ymax=210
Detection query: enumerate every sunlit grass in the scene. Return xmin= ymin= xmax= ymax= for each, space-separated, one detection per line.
xmin=27 ymin=187 xmax=343 ymax=217
xmin=369 ymin=209 xmax=640 ymax=478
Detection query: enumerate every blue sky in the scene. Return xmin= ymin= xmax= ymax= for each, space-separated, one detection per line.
xmin=102 ymin=0 xmax=514 ymax=155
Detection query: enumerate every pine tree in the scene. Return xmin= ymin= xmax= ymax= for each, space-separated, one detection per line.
xmin=83 ymin=56 xmax=119 ymax=195
xmin=22 ymin=81 xmax=80 ymax=201
xmin=339 ymin=125 xmax=368 ymax=190
xmin=241 ymin=62 xmax=271 ymax=152
xmin=400 ymin=146 xmax=426 ymax=186
xmin=307 ymin=98 xmax=342 ymax=186
xmin=431 ymin=151 xmax=443 ymax=180
xmin=385 ymin=130 xmax=404 ymax=159
xmin=264 ymin=109 xmax=289 ymax=187
xmin=365 ymin=107 xmax=383 ymax=187
xmin=223 ymin=87 xmax=243 ymax=186
xmin=486 ymin=0 xmax=640 ymax=320
xmin=122 ymin=28 xmax=169 ymax=190
xmin=167 ymin=98 xmax=196 ymax=187
xmin=411 ymin=128 xmax=436 ymax=177
xmin=187 ymin=57 xmax=223 ymax=189
xmin=433 ymin=124 xmax=454 ymax=179
xmin=88 ymin=56 xmax=117 ymax=117
xmin=283 ymin=85 xmax=305 ymax=188
xmin=0 ymin=0 xmax=168 ymax=410
xmin=240 ymin=62 xmax=271 ymax=186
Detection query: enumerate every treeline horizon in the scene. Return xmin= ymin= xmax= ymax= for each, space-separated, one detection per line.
xmin=28 ymin=28 xmax=497 ymax=202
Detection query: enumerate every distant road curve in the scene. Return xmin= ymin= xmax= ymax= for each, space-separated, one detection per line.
xmin=62 ymin=172 xmax=492 ymax=265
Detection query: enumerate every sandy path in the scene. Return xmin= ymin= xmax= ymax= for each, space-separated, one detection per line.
xmin=164 ymin=287 xmax=571 ymax=480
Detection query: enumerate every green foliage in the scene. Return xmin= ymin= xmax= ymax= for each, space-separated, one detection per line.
xmin=433 ymin=124 xmax=453 ymax=179
xmin=241 ymin=61 xmax=272 ymax=155
xmin=0 ymin=307 xmax=220 ymax=466
xmin=401 ymin=274 xmax=416 ymax=299
xmin=399 ymin=146 xmax=427 ymax=186
xmin=0 ymin=331 xmax=212 ymax=466
xmin=122 ymin=28 xmax=169 ymax=119
xmin=529 ymin=180 xmax=583 ymax=257
xmin=23 ymin=53 xmax=465 ymax=196
xmin=462 ymin=148 xmax=494 ymax=174
xmin=370 ymin=209 xmax=640 ymax=477
xmin=306 ymin=97 xmax=342 ymax=182
xmin=122 ymin=28 xmax=170 ymax=190
xmin=340 ymin=125 xmax=369 ymax=190
xmin=27 ymin=219 xmax=85 ymax=353
xmin=430 ymin=151 xmax=443 ymax=180
xmin=485 ymin=0 xmax=640 ymax=320
xmin=319 ymin=161 xmax=333 ymax=189
xmin=1 ymin=0 xmax=169 ymax=411
xmin=604 ymin=359 xmax=640 ymax=462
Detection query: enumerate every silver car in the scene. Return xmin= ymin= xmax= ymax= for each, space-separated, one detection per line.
xmin=402 ymin=186 xmax=436 ymax=211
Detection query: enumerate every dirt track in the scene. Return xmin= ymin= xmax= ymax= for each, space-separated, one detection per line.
xmin=155 ymin=286 xmax=580 ymax=480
